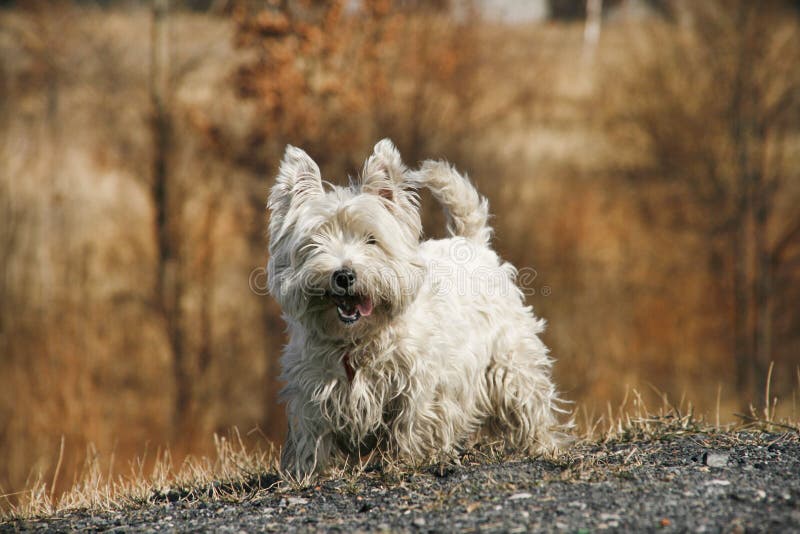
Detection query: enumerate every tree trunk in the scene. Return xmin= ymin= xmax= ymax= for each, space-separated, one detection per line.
xmin=732 ymin=220 xmax=751 ymax=398
xmin=150 ymin=0 xmax=189 ymax=436
xmin=197 ymin=194 xmax=221 ymax=377
xmin=583 ymin=0 xmax=602 ymax=63
xmin=729 ymin=2 xmax=759 ymax=404
xmin=752 ymin=174 xmax=773 ymax=403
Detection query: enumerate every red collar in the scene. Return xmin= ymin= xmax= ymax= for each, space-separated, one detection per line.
xmin=342 ymin=351 xmax=356 ymax=383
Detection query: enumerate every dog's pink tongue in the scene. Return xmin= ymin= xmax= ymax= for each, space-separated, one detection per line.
xmin=356 ymin=298 xmax=373 ymax=317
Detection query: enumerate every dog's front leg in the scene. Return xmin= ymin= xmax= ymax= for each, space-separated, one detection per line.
xmin=281 ymin=394 xmax=333 ymax=480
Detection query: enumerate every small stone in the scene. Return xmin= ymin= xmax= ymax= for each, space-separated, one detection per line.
xmin=705 ymin=479 xmax=731 ymax=486
xmin=660 ymin=518 xmax=671 ymax=527
xmin=755 ymin=490 xmax=767 ymax=501
xmin=706 ymin=453 xmax=729 ymax=468
xmin=509 ymin=492 xmax=533 ymax=500
xmin=287 ymin=497 xmax=308 ymax=506
xmin=413 ymin=517 xmax=426 ymax=527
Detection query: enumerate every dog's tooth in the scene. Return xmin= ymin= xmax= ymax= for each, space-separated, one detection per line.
xmin=337 ymin=306 xmax=360 ymax=324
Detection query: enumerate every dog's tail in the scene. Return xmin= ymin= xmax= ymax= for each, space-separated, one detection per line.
xmin=412 ymin=160 xmax=492 ymax=245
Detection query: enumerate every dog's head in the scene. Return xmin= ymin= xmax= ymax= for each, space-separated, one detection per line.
xmin=267 ymin=139 xmax=424 ymax=340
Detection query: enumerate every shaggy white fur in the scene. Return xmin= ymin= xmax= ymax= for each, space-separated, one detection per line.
xmin=268 ymin=139 xmax=565 ymax=479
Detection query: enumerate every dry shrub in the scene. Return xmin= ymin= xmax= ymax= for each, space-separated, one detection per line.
xmin=593 ymin=0 xmax=800 ymax=403
xmin=229 ymin=0 xmax=542 ymax=175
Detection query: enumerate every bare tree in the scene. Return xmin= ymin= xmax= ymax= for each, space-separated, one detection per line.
xmin=605 ymin=0 xmax=800 ymax=402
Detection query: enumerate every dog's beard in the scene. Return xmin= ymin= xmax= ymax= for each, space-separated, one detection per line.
xmin=298 ymin=291 xmax=381 ymax=339
xmin=277 ymin=259 xmax=423 ymax=340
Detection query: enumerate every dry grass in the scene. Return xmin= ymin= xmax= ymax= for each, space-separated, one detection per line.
xmin=3 ymin=384 xmax=798 ymax=522
xmin=2 ymin=429 xmax=280 ymax=520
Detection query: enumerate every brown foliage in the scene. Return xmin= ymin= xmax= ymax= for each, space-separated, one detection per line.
xmin=229 ymin=0 xmax=527 ymax=173
xmin=596 ymin=0 xmax=800 ymax=401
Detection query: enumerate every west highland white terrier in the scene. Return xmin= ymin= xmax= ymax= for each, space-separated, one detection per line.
xmin=267 ymin=139 xmax=565 ymax=478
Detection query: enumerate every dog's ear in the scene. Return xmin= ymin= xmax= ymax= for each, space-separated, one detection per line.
xmin=268 ymin=145 xmax=323 ymax=234
xmin=361 ymin=138 xmax=407 ymax=202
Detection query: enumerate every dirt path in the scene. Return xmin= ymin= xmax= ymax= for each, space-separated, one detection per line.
xmin=5 ymin=432 xmax=799 ymax=533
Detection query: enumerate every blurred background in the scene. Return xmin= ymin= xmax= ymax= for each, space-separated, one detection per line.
xmin=1 ymin=0 xmax=799 ymax=503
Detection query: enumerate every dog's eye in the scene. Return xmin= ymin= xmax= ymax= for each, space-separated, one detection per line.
xmin=366 ymin=234 xmax=378 ymax=245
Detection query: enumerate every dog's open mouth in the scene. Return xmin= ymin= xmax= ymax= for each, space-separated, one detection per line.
xmin=331 ymin=294 xmax=373 ymax=324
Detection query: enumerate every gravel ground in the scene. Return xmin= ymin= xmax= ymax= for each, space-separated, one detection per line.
xmin=4 ymin=432 xmax=799 ymax=533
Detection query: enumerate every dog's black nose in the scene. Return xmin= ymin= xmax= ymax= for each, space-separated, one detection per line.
xmin=332 ymin=268 xmax=356 ymax=293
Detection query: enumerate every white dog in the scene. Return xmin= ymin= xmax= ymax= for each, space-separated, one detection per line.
xmin=268 ymin=139 xmax=564 ymax=478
